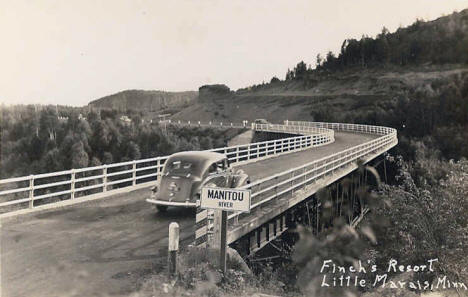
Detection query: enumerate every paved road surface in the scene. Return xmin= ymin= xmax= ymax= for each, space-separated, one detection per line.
xmin=1 ymin=132 xmax=376 ymax=297
xmin=236 ymin=132 xmax=376 ymax=180
xmin=227 ymin=130 xmax=254 ymax=146
xmin=1 ymin=192 xmax=195 ymax=297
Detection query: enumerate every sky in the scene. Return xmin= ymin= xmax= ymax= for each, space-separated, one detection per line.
xmin=0 ymin=0 xmax=467 ymax=106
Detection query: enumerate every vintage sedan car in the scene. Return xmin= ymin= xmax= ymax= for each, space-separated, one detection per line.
xmin=146 ymin=151 xmax=249 ymax=212
xmin=254 ymin=118 xmax=270 ymax=125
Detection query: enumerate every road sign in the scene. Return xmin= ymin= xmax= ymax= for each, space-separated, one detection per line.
xmin=200 ymin=187 xmax=251 ymax=212
xmin=200 ymin=186 xmax=251 ymax=274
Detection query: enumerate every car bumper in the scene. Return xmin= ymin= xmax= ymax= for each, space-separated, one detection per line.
xmin=146 ymin=198 xmax=198 ymax=208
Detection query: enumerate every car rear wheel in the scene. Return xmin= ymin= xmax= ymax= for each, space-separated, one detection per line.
xmin=157 ymin=205 xmax=168 ymax=212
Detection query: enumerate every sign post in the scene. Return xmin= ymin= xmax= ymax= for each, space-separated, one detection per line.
xmin=220 ymin=210 xmax=228 ymax=274
xmin=200 ymin=186 xmax=251 ymax=274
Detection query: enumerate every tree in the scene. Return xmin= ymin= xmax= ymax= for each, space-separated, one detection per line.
xmin=316 ymin=54 xmax=323 ymax=69
xmin=294 ymin=61 xmax=307 ymax=80
xmin=71 ymin=141 xmax=89 ymax=168
xmin=126 ymin=141 xmax=141 ymax=160
xmin=102 ymin=152 xmax=113 ymax=164
xmin=270 ymin=76 xmax=280 ymax=84
xmin=375 ymin=154 xmax=468 ymax=282
xmin=42 ymin=148 xmax=62 ymax=172
xmin=285 ymin=68 xmax=294 ymax=80
xmin=39 ymin=107 xmax=59 ymax=141
xmin=324 ymin=51 xmax=337 ymax=70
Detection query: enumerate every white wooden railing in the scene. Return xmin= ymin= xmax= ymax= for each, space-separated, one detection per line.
xmin=164 ymin=119 xmax=248 ymax=129
xmin=0 ymin=121 xmax=334 ymax=215
xmin=227 ymin=122 xmax=397 ymax=228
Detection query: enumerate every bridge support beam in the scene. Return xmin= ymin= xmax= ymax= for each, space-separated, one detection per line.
xmin=234 ymin=166 xmax=375 ymax=258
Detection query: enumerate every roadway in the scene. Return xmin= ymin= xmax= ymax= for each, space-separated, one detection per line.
xmin=236 ymin=131 xmax=376 ymax=180
xmin=1 ymin=132 xmax=376 ymax=297
xmin=1 ymin=191 xmax=196 ymax=297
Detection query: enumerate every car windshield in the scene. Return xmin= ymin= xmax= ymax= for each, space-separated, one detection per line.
xmin=164 ymin=160 xmax=193 ymax=176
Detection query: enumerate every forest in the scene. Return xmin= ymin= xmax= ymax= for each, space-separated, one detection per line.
xmin=279 ymin=10 xmax=468 ymax=163
xmin=313 ymin=71 xmax=468 ymax=162
xmin=0 ymin=105 xmax=235 ymax=179
xmin=285 ymin=9 xmax=468 ymax=79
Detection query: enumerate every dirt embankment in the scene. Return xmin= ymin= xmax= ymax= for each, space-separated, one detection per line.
xmin=172 ymin=67 xmax=468 ymax=124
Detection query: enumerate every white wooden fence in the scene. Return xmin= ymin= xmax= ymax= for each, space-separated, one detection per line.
xmin=0 ymin=121 xmax=334 ymax=215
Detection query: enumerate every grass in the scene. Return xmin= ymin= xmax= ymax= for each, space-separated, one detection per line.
xmin=134 ymin=246 xmax=290 ymax=297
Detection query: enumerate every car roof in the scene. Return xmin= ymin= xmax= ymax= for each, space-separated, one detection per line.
xmin=164 ymin=151 xmax=227 ymax=177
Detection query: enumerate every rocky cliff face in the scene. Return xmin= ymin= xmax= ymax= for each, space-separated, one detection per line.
xmin=88 ymin=90 xmax=198 ymax=111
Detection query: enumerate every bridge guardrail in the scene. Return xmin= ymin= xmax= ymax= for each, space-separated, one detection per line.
xmin=164 ymin=119 xmax=247 ymax=129
xmin=226 ymin=122 xmax=397 ymax=233
xmin=0 ymin=121 xmax=334 ymax=215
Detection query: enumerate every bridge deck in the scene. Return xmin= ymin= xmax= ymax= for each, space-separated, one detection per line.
xmin=1 ymin=132 xmax=376 ymax=297
xmin=236 ymin=132 xmax=376 ymax=180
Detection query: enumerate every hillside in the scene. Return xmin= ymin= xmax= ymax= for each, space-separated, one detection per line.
xmin=173 ymin=66 xmax=468 ymax=122
xmin=88 ymin=89 xmax=198 ymax=113
xmin=173 ymin=9 xmax=468 ymax=123
xmin=86 ymin=9 xmax=468 ymax=160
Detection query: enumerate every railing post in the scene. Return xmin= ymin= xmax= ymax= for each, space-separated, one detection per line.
xmin=103 ymin=165 xmax=108 ymax=192
xmin=132 ymin=161 xmax=137 ymax=186
xmin=274 ymin=176 xmax=279 ymax=202
xmin=236 ymin=146 xmax=240 ymax=163
xmin=28 ymin=175 xmax=34 ymax=209
xmin=303 ymin=166 xmax=306 ymax=187
xmin=314 ymin=162 xmax=317 ymax=182
xmin=71 ymin=169 xmax=75 ymax=199
xmin=157 ymin=159 xmax=161 ymax=177
xmin=291 ymin=171 xmax=294 ymax=197
xmin=168 ymin=222 xmax=179 ymax=277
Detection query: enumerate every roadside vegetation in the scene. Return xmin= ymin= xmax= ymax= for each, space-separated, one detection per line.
xmin=137 ymin=247 xmax=291 ymax=297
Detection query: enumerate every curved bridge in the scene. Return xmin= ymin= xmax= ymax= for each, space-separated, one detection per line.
xmin=224 ymin=121 xmax=396 ymax=252
xmin=0 ymin=121 xmax=397 ymax=297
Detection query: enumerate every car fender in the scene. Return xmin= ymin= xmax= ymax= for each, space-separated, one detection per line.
xmin=231 ymin=169 xmax=250 ymax=187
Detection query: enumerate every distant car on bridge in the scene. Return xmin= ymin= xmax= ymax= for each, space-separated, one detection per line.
xmin=254 ymin=119 xmax=270 ymax=125
xmin=146 ymin=151 xmax=250 ymax=212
